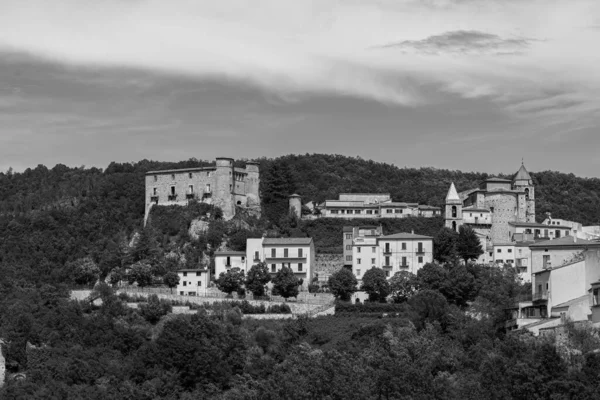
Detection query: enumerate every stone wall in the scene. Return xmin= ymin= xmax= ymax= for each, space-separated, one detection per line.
xmin=485 ymin=192 xmax=518 ymax=243
xmin=314 ymin=254 xmax=344 ymax=282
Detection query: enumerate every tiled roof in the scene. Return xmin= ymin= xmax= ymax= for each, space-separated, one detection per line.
xmin=463 ymin=207 xmax=490 ymax=212
xmin=262 ymin=237 xmax=313 ymax=245
xmin=514 ymin=164 xmax=532 ymax=181
xmin=529 ymin=236 xmax=600 ymax=248
xmin=486 ymin=176 xmax=512 ymax=182
xmin=378 ymin=232 xmax=433 ymax=240
xmin=418 ymin=205 xmax=441 ymax=210
xmin=446 ymin=182 xmax=460 ymax=202
xmin=509 ymin=221 xmax=571 ymax=229
xmin=215 ymin=251 xmax=246 ymax=256
xmin=146 ymin=166 xmax=215 ymax=175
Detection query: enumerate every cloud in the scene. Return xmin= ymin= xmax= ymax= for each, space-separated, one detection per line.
xmin=376 ymin=30 xmax=533 ymax=55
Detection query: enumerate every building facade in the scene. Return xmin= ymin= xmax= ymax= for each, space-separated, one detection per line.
xmin=214 ymin=251 xmax=247 ymax=278
xmin=352 ymin=232 xmax=433 ymax=280
xmin=144 ymin=158 xmax=260 ymax=222
xmin=312 ymin=193 xmax=440 ymax=219
xmin=176 ymin=268 xmax=210 ymax=296
xmin=246 ymin=237 xmax=315 ymax=290
xmin=343 ymin=225 xmax=384 ymax=268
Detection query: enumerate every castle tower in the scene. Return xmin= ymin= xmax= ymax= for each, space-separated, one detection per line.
xmin=289 ymin=194 xmax=302 ymax=219
xmin=214 ymin=157 xmax=235 ymax=219
xmin=245 ymin=162 xmax=260 ymax=207
xmin=444 ymin=182 xmax=463 ymax=232
xmin=513 ymin=162 xmax=535 ymax=223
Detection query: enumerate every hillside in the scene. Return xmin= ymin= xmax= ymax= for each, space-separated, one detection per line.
xmin=1 ymin=154 xmax=599 ymax=286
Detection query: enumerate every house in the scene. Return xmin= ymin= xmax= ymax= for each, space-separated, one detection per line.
xmin=246 ymin=237 xmax=315 ymax=290
xmin=343 ymin=225 xmax=384 ymax=268
xmin=214 ymin=251 xmax=247 ymax=278
xmin=176 ymin=269 xmax=210 ymax=296
xmin=352 ymin=232 xmax=433 ymax=279
xmin=506 ymin=236 xmax=600 ymax=333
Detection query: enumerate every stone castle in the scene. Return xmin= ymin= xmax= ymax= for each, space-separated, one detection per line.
xmin=444 ymin=162 xmax=535 ymax=245
xmin=144 ymin=158 xmax=260 ymax=222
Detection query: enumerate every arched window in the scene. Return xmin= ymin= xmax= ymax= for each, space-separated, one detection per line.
xmin=452 ymin=221 xmax=457 ymax=232
xmin=525 ymin=188 xmax=530 ymax=200
xmin=451 ymin=206 xmax=457 ymax=218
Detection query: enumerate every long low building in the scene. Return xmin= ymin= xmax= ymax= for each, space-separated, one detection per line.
xmin=312 ymin=193 xmax=440 ymax=219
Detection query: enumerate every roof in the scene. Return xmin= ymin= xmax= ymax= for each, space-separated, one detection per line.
xmin=289 ymin=193 xmax=301 ymax=198
xmin=446 ymin=182 xmax=460 ymax=202
xmin=552 ymin=294 xmax=589 ymax=310
xmin=485 ymin=176 xmax=512 ymax=182
xmin=342 ymin=226 xmax=354 ymax=232
xmin=214 ymin=251 xmax=246 ymax=256
xmin=262 ymin=237 xmax=313 ymax=245
xmin=514 ymin=163 xmax=532 ymax=182
xmin=509 ymin=221 xmax=571 ymax=229
xmin=377 ymin=232 xmax=433 ymax=240
xmin=493 ymin=242 xmax=516 ymax=246
xmin=177 ymin=268 xmax=209 ymax=272
xmin=381 ymin=202 xmax=418 ymax=207
xmin=146 ymin=166 xmax=215 ymax=175
xmin=529 ymin=236 xmax=600 ymax=249
xmin=418 ymin=205 xmax=441 ymax=210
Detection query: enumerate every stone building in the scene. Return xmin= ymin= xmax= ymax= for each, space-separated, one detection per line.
xmin=144 ymin=158 xmax=260 ymax=222
xmin=444 ymin=162 xmax=536 ymax=246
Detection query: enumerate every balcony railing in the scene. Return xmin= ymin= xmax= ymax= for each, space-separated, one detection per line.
xmin=399 ymin=264 xmax=409 ymax=269
xmin=168 ymin=194 xmax=178 ymax=201
xmin=533 ymin=291 xmax=549 ymax=301
xmin=186 ymin=193 xmax=195 ymax=200
xmin=415 ymin=249 xmax=425 ymax=255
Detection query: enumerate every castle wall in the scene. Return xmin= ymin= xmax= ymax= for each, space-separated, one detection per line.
xmin=485 ymin=192 xmax=518 ymax=243
xmin=214 ymin=158 xmax=235 ymax=219
xmin=245 ymin=163 xmax=260 ymax=207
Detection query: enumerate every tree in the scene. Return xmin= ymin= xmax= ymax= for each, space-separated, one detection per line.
xmin=69 ymin=257 xmax=100 ymax=286
xmin=216 ymin=268 xmax=245 ymax=296
xmin=328 ymin=268 xmax=358 ymax=301
xmin=457 ymin=225 xmax=484 ymax=264
xmin=361 ymin=267 xmax=390 ymax=303
xmin=433 ymin=227 xmax=459 ymax=265
xmin=131 ymin=226 xmax=161 ymax=264
xmin=408 ymin=289 xmax=450 ymax=330
xmin=139 ymin=294 xmax=172 ymax=323
xmin=245 ymin=262 xmax=272 ymax=297
xmin=163 ymin=271 xmax=180 ymax=294
xmin=389 ymin=271 xmax=418 ymax=303
xmin=128 ymin=262 xmax=153 ymax=288
xmin=109 ymin=267 xmax=124 ymax=286
xmin=272 ymin=267 xmax=300 ymax=300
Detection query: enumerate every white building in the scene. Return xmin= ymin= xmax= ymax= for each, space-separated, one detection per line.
xmin=316 ymin=193 xmax=440 ymax=219
xmin=353 ymin=232 xmax=433 ymax=279
xmin=246 ymin=237 xmax=315 ymax=290
xmin=176 ymin=269 xmax=210 ymax=296
xmin=214 ymin=251 xmax=247 ymax=278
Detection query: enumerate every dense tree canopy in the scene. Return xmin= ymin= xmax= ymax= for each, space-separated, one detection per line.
xmin=328 ymin=268 xmax=358 ymax=301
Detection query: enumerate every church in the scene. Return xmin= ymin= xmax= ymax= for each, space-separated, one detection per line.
xmin=444 ymin=163 xmax=536 ymax=259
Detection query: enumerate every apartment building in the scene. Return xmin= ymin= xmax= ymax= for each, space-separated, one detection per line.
xmin=176 ymin=268 xmax=210 ymax=296
xmin=214 ymin=251 xmax=247 ymax=278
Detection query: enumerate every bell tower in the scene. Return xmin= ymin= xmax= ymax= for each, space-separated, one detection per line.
xmin=444 ymin=182 xmax=463 ymax=232
xmin=513 ymin=161 xmax=535 ymax=222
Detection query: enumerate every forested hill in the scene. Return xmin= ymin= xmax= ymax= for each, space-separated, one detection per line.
xmin=1 ymin=153 xmax=599 ymax=226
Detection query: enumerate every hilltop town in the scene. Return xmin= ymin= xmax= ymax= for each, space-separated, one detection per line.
xmin=2 ymin=154 xmax=600 ymax=398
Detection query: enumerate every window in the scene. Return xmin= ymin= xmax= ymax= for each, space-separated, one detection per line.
xmin=508 ymin=249 xmax=512 ymax=253
xmin=180 ymin=291 xmax=184 ymax=295
xmin=367 ymin=210 xmax=373 ymax=214
xmin=543 ymin=255 xmax=550 ymax=268
xmin=170 ymin=186 xmax=176 ymax=195
xmin=417 ymin=242 xmax=423 ymax=253
xmin=271 ymin=248 xmax=276 ymax=257
xmin=154 ymin=175 xmax=157 ymax=181
xmin=331 ymin=210 xmax=339 ymax=214
xmin=153 ymin=187 xmax=157 ymax=195
xmin=196 ymin=272 xmax=200 ymax=276
xmin=452 ymin=206 xmax=457 ymax=218
xmin=345 ymin=234 xmax=352 ymax=239
xmin=198 ymin=281 xmax=202 ymax=287
xmin=386 ymin=209 xmax=392 ymax=214
xmin=189 ymin=172 xmax=193 ymax=179
xmin=385 ymin=256 xmax=390 ymax=266
xmin=183 ymin=272 xmax=187 ymax=277
xmin=385 ymin=243 xmax=390 ymax=253
xmin=254 ymin=251 xmax=259 ymax=260
xmin=346 ymin=245 xmax=352 ymax=250
xmin=357 ymin=258 xmax=361 ymax=264
xmin=188 ymin=185 xmax=194 ymax=194
xmin=395 ymin=209 xmax=401 ymax=213
xmin=171 ymin=174 xmax=175 ymax=180
xmin=206 ymin=184 xmax=211 ymax=192
xmin=241 ymin=257 xmax=245 ymax=263
xmin=418 ymin=256 xmax=423 ymax=263
xmin=357 ymin=247 xmax=361 ymax=253
xmin=346 ymin=256 xmax=352 ymax=261
xmin=284 ymin=248 xmax=288 ymax=257
xmin=470 ymin=213 xmax=472 ymax=217
xmin=183 ymin=281 xmax=187 ymax=286
xmin=497 ymin=249 xmax=502 ymax=253
xmin=402 ymin=256 xmax=407 ymax=266
xmin=555 ymin=230 xmax=561 ymax=238
xmin=298 ymin=263 xmax=303 ymax=272
xmin=226 ymin=256 xmax=231 ymax=266
xmin=386 ymin=270 xmax=390 ymax=277
xmin=402 ymin=242 xmax=406 ymax=250
xmin=356 ymin=269 xmax=361 ymax=276
xmin=372 ymin=247 xmax=376 ymax=253
xmin=298 ymin=248 xmax=303 ymax=257
xmin=271 ymin=264 xmax=276 ymax=272
xmin=490 ymin=207 xmax=494 ymax=213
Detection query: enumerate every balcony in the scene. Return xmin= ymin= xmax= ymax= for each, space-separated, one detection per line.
xmin=533 ymin=291 xmax=549 ymax=302
xmin=168 ymin=194 xmax=178 ymax=201
xmin=150 ymin=195 xmax=159 ymax=203
xmin=186 ymin=193 xmax=195 ymax=200
xmin=383 ymin=250 xmax=392 ymax=255
xmin=415 ymin=249 xmax=425 ymax=255
xmin=399 ymin=264 xmax=409 ymax=269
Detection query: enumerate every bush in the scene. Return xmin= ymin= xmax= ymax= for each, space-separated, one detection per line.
xmin=139 ymin=294 xmax=172 ymax=323
xmin=308 ymin=283 xmax=320 ymax=293
xmin=335 ymin=302 xmax=409 ymax=315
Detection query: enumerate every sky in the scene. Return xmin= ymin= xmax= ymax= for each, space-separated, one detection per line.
xmin=0 ymin=0 xmax=599 ymax=177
